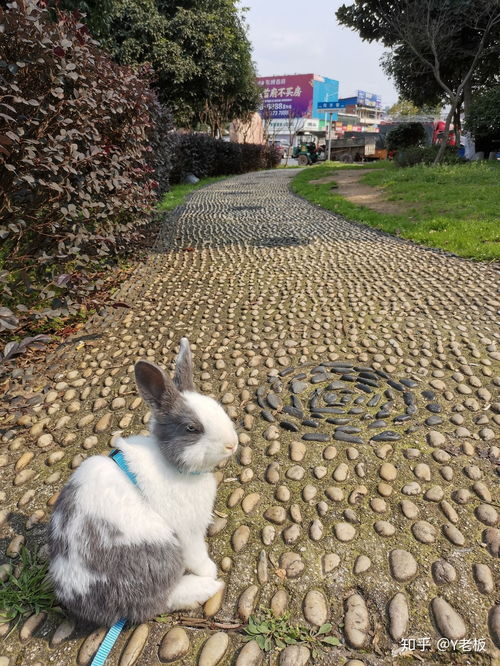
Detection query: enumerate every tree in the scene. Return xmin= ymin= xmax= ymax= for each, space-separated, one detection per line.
xmin=386 ymin=123 xmax=427 ymax=150
xmin=337 ymin=0 xmax=500 ymax=163
xmin=388 ymin=98 xmax=442 ymax=117
xmin=55 ymin=0 xmax=261 ymax=132
xmin=466 ymin=85 xmax=500 ymax=141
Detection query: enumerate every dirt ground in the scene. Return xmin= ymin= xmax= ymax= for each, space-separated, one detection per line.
xmin=310 ymin=169 xmax=406 ymax=215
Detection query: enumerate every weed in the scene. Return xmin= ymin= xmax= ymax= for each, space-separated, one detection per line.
xmin=243 ymin=608 xmax=340 ymax=657
xmin=0 ymin=547 xmax=58 ymax=628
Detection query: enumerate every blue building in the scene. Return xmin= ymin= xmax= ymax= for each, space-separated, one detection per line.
xmin=311 ymin=75 xmax=339 ymax=119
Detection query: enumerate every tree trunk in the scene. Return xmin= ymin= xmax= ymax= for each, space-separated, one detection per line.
xmin=462 ymin=78 xmax=476 ymax=159
xmin=433 ymin=99 xmax=457 ymax=165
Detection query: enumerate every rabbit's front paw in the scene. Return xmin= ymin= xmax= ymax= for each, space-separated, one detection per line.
xmin=191 ymin=558 xmax=217 ymax=579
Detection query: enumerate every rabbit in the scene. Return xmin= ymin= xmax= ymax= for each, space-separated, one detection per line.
xmin=48 ymin=337 xmax=238 ymax=627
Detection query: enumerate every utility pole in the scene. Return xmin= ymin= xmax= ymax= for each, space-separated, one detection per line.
xmin=327 ymin=112 xmax=332 ymax=162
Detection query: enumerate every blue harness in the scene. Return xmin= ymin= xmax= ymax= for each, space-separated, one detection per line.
xmin=90 ymin=449 xmax=138 ymax=666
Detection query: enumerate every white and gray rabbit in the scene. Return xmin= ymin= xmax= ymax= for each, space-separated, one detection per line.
xmin=48 ymin=338 xmax=238 ymax=626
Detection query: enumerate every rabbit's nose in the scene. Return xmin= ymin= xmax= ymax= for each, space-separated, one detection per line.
xmin=225 ymin=444 xmax=236 ymax=452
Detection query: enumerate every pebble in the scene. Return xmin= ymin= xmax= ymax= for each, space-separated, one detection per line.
xmin=283 ymin=524 xmax=301 ymax=544
xmin=442 ymin=524 xmax=465 ymax=546
xmin=427 ymin=430 xmax=446 ymax=446
xmin=263 ymin=425 xmax=280 ymax=441
xmin=271 ymin=589 xmax=288 ymax=616
xmin=389 ymin=549 xmax=417 ymax=582
xmin=344 ymin=594 xmax=369 ymax=648
xmin=264 ymin=506 xmax=286 ymax=524
xmin=228 ymin=488 xmax=244 ymax=508
xmin=37 ymin=433 xmax=53 ymax=448
xmin=452 ymin=488 xmax=471 ymax=504
xmin=77 ymin=628 xmax=107 ymax=665
xmin=475 ymin=504 xmax=498 ymax=526
xmin=473 ymin=482 xmax=491 ymax=502
xmin=388 ymin=593 xmax=408 ymax=641
xmin=333 ymin=463 xmax=349 ymax=482
xmin=265 ymin=462 xmax=280 ymax=484
xmin=412 ymin=520 xmax=437 ymax=544
xmin=159 ymin=626 xmax=190 ymax=662
xmin=279 ymin=645 xmax=310 ymax=666
xmin=290 ymin=441 xmax=306 ymax=461
xmin=488 ymin=605 xmax=500 ymax=648
xmin=374 ymin=520 xmax=395 ymax=536
xmin=402 ymin=482 xmax=421 ymax=496
xmin=303 ymin=590 xmax=328 ymax=626
xmin=322 ymin=553 xmax=340 ymax=573
xmin=198 ymin=632 xmax=229 ymax=666
xmin=309 ymin=520 xmax=323 ymax=541
xmin=400 ymin=500 xmax=419 ymax=519
xmin=464 ymin=465 xmax=482 ymax=480
xmin=236 ymin=640 xmax=263 ymax=666
xmin=232 ymin=525 xmax=250 ymax=552
xmin=20 ymin=612 xmax=46 ymax=641
xmin=286 ymin=465 xmax=305 ymax=480
xmin=414 ymin=463 xmax=431 ymax=481
xmin=242 ymin=493 xmax=261 ymax=514
xmin=238 ymin=585 xmax=259 ymax=621
xmin=326 ymin=486 xmax=344 ymax=502
xmin=424 ymin=486 xmax=444 ymax=502
xmin=473 ymin=563 xmax=494 ymax=594
xmin=275 ymin=485 xmax=290 ymax=502
xmin=15 ymin=452 xmax=34 ymax=472
xmin=334 ymin=522 xmax=356 ymax=542
xmin=354 ymin=555 xmax=371 ymax=574
xmin=6 ymin=535 xmax=25 ymax=557
xmin=431 ymin=597 xmax=467 ymax=640
xmin=379 ymin=463 xmax=397 ymax=481
xmin=51 ymin=618 xmax=76 ymax=647
xmin=95 ymin=412 xmax=112 ymax=432
xmin=262 ymin=525 xmax=275 ymax=545
xmin=204 ymin=583 xmax=225 ymax=617
xmin=323 ymin=445 xmax=337 ymax=460
xmin=119 ymin=624 xmax=148 ymax=666
xmin=432 ymin=560 xmax=456 ymax=584
xmin=280 ymin=552 xmax=305 ymax=578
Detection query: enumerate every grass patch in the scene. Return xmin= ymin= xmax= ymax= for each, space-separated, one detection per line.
xmin=0 ymin=547 xmax=57 ymax=628
xmin=158 ymin=176 xmax=228 ymax=212
xmin=243 ymin=608 xmax=339 ymax=658
xmin=291 ymin=161 xmax=500 ymax=261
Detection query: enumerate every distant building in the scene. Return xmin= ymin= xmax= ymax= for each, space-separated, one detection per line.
xmin=333 ymin=91 xmax=383 ymax=132
xmin=256 ymin=73 xmax=339 ymax=145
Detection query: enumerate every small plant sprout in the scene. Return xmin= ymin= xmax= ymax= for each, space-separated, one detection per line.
xmin=243 ymin=608 xmax=340 ymax=657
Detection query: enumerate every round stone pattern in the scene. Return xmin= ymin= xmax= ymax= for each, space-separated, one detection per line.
xmin=257 ymin=361 xmax=421 ymax=444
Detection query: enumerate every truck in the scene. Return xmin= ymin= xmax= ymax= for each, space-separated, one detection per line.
xmin=375 ymin=118 xmax=457 ymax=160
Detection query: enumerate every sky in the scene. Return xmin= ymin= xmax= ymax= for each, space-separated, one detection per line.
xmin=244 ymin=0 xmax=399 ymax=108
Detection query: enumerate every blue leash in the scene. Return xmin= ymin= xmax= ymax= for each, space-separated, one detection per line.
xmin=90 ymin=449 xmax=138 ymax=666
xmin=90 ymin=617 xmax=126 ymax=666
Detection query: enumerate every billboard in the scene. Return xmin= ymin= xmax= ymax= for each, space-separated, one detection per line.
xmin=257 ymin=74 xmax=314 ymax=119
xmin=357 ymin=91 xmax=382 ymax=108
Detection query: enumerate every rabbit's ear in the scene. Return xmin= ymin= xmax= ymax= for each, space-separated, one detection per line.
xmin=135 ymin=361 xmax=179 ymax=413
xmin=173 ymin=337 xmax=194 ymax=392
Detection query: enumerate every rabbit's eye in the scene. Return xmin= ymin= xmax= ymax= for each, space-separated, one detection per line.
xmin=185 ymin=424 xmax=198 ymax=433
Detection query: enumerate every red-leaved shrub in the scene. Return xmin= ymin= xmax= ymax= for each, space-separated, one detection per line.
xmin=0 ymin=0 xmax=160 ymax=300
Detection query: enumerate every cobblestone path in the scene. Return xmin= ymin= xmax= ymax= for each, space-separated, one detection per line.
xmin=1 ymin=169 xmax=499 ymax=666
